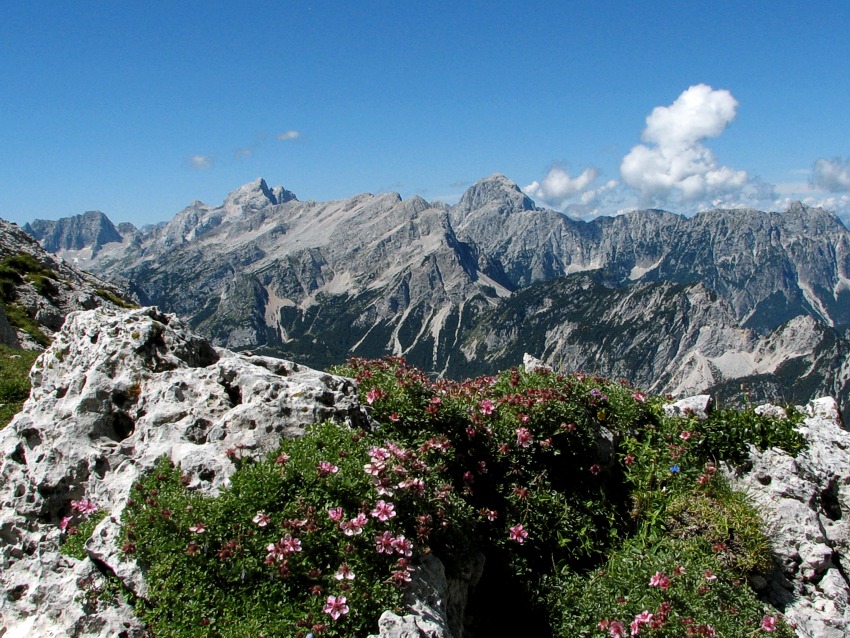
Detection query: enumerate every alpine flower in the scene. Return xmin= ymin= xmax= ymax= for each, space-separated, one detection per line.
xmin=334 ymin=564 xmax=355 ymax=581
xmin=760 ymin=615 xmax=778 ymax=632
xmin=71 ymin=498 xmax=97 ymax=515
xmin=322 ymin=595 xmax=349 ymax=621
xmin=370 ymin=500 xmax=397 ymax=522
xmin=648 ymin=571 xmax=670 ymax=589
xmin=317 ymin=461 xmax=339 ymax=477
xmin=515 ymin=427 xmax=533 ymax=448
xmin=252 ymin=511 xmax=271 ymax=527
xmin=508 ymin=523 xmax=528 ymax=544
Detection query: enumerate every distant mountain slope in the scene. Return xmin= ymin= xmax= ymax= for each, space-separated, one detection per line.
xmin=25 ymin=175 xmax=850 ymax=413
xmin=0 ymin=218 xmax=132 ymax=348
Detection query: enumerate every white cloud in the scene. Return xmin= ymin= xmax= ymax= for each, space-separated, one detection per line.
xmin=188 ymin=154 xmax=214 ymax=171
xmin=811 ymin=157 xmax=850 ymax=192
xmin=277 ymin=130 xmax=300 ymax=141
xmin=620 ymin=84 xmax=749 ymax=203
xmin=524 ymin=165 xmax=600 ymax=206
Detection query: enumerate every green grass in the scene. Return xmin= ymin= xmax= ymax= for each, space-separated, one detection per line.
xmin=0 ymin=345 xmax=39 ymax=428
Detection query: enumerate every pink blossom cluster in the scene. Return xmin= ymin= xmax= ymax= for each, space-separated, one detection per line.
xmin=374 ymin=531 xmax=413 ymax=556
xmin=264 ymin=534 xmax=302 ymax=563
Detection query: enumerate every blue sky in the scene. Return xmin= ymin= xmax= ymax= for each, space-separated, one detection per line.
xmin=2 ymin=1 xmax=849 ymax=227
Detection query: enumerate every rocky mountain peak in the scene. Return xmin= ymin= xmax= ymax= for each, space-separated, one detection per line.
xmin=222 ymin=178 xmax=296 ymax=211
xmin=454 ymin=173 xmax=536 ymax=215
xmin=24 ymin=210 xmax=123 ymax=255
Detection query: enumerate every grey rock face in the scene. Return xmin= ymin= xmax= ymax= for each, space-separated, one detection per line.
xmin=0 ymin=304 xmax=19 ymax=348
xmin=24 ymin=175 xmax=850 ymax=413
xmin=0 ymin=306 xmax=366 ymax=637
xmin=24 ymin=211 xmax=124 ymax=257
xmin=727 ymin=397 xmax=850 ymax=637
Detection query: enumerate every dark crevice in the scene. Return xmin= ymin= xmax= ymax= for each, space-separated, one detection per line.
xmin=463 ymin=551 xmax=552 ymax=638
xmin=820 ymin=478 xmax=842 ymax=520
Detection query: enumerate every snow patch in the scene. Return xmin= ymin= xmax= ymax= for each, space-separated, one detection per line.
xmin=629 ymin=258 xmax=663 ymax=281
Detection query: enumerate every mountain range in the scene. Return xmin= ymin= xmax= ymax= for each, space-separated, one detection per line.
xmin=21 ymin=174 xmax=850 ymax=415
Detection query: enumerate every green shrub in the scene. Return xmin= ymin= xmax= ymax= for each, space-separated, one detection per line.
xmin=121 ymin=358 xmax=797 ymax=637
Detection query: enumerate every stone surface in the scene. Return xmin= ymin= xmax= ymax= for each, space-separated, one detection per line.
xmin=0 ymin=306 xmax=366 ymax=637
xmin=663 ymin=394 xmax=714 ymax=419
xmin=727 ymin=397 xmax=850 ymax=637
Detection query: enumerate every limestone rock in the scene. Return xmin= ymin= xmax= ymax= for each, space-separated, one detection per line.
xmin=729 ymin=397 xmax=850 ymax=637
xmin=0 ymin=306 xmax=365 ymax=637
xmin=663 ymin=394 xmax=713 ymax=419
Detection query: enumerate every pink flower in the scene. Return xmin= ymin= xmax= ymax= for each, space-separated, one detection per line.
xmin=703 ymin=570 xmax=718 ymax=581
xmin=680 ymin=430 xmax=692 ymax=441
xmin=281 ymin=535 xmax=302 ymax=554
xmin=334 ymin=564 xmax=355 ymax=581
xmin=509 ymin=523 xmax=528 ymax=544
xmin=71 ymin=498 xmax=97 ymax=515
xmin=760 ymin=615 xmax=778 ymax=632
xmin=341 ymin=513 xmax=368 ymax=536
xmin=388 ymin=412 xmax=400 ymax=422
xmin=515 ymin=427 xmax=533 ymax=448
xmin=369 ymin=446 xmax=391 ymax=461
xmin=364 ymin=461 xmax=386 ymax=476
xmin=623 ymin=454 xmax=635 ymax=466
xmin=391 ymin=534 xmax=413 ymax=557
xmin=375 ymin=531 xmax=395 ymax=554
xmin=632 ymin=392 xmax=646 ymax=403
xmin=59 ymin=516 xmax=73 ymax=532
xmin=634 ymin=611 xmax=653 ymax=624
xmin=317 ymin=461 xmax=339 ymax=477
xmin=608 ymin=620 xmax=627 ymax=637
xmin=589 ymin=464 xmax=601 ymax=476
xmin=252 ymin=511 xmax=270 ymax=527
xmin=648 ymin=571 xmax=670 ymax=589
xmin=366 ymin=387 xmax=383 ymax=405
xmin=370 ymin=500 xmax=397 ymax=522
xmin=430 ymin=396 xmax=442 ymax=405
xmin=327 ymin=507 xmax=344 ymax=522
xmin=478 ymin=399 xmax=495 ymax=415
xmin=323 ymin=595 xmax=349 ymax=621
xmin=275 ymin=452 xmax=290 ymax=465
xmin=372 ymin=476 xmax=395 ymax=496
xmin=189 ymin=523 xmax=207 ymax=534
xmin=397 ymin=477 xmax=426 ymax=494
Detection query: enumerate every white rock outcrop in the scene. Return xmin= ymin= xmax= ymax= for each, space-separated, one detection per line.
xmin=0 ymin=307 xmax=366 ymax=637
xmin=729 ymin=397 xmax=850 ymax=637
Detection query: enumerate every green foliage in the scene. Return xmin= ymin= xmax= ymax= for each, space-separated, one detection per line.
xmin=122 ymin=423 xmax=476 ymax=637
xmin=124 ymin=358 xmax=800 ymax=637
xmin=694 ymin=407 xmax=805 ymax=465
xmin=0 ymin=252 xmax=60 ymax=302
xmin=61 ymin=510 xmax=109 ymax=560
xmin=2 ymin=303 xmax=50 ymax=347
xmin=0 ymin=346 xmax=39 ymax=428
xmin=543 ymin=536 xmax=794 ymax=637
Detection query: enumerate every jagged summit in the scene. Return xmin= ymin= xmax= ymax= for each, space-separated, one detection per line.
xmin=454 ymin=173 xmax=536 ymax=214
xmin=222 ymin=177 xmax=297 ymax=210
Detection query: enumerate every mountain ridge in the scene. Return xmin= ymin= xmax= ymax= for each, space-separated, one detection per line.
xmin=18 ymin=174 xmax=850 ymax=414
